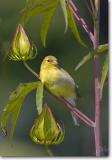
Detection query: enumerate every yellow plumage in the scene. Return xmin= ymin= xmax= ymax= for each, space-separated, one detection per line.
xmin=40 ymin=56 xmax=80 ymax=125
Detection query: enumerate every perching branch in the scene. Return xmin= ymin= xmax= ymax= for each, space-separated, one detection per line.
xmin=61 ymin=97 xmax=95 ymax=127
xmin=23 ymin=61 xmax=95 ymax=128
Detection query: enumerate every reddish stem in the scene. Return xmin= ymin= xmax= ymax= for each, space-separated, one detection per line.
xmin=94 ymin=55 xmax=102 ymax=156
xmin=61 ymin=97 xmax=95 ymax=127
xmin=46 ymin=88 xmax=95 ymax=127
xmin=66 ymin=0 xmax=95 ymax=45
xmin=67 ymin=0 xmax=102 ymax=156
xmin=93 ymin=0 xmax=102 ymax=156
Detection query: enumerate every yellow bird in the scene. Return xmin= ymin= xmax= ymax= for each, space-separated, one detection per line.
xmin=40 ymin=55 xmax=80 ymax=125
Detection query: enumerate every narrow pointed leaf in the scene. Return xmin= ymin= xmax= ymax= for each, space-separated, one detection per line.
xmin=36 ymin=81 xmax=44 ymax=114
xmin=75 ymin=51 xmax=93 ymax=71
xmin=60 ymin=0 xmax=68 ymax=32
xmin=100 ymin=55 xmax=109 ymax=99
xmin=1 ymin=82 xmax=38 ymax=138
xmin=75 ymin=43 xmax=108 ymax=71
xmin=97 ymin=43 xmax=108 ymax=53
xmin=67 ymin=7 xmax=87 ymax=47
xmin=41 ymin=8 xmax=56 ymax=47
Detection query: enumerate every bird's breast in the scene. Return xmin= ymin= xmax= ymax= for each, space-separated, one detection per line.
xmin=40 ymin=67 xmax=60 ymax=85
xmin=40 ymin=67 xmax=76 ymax=98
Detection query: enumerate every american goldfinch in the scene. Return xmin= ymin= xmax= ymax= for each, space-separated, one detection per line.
xmin=40 ymin=56 xmax=80 ymax=126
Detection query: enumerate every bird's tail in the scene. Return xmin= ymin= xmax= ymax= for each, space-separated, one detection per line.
xmin=65 ymin=97 xmax=79 ymax=126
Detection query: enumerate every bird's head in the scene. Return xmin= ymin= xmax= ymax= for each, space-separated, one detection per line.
xmin=41 ymin=56 xmax=58 ymax=69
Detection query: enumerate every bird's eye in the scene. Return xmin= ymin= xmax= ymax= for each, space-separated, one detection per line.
xmin=47 ymin=59 xmax=50 ymax=62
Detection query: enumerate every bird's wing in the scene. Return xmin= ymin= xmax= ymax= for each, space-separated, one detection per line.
xmin=60 ymin=68 xmax=75 ymax=86
xmin=60 ymin=68 xmax=80 ymax=98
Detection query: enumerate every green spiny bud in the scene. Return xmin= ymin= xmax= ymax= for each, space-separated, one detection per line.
xmin=9 ymin=24 xmax=37 ymax=61
xmin=30 ymin=104 xmax=65 ymax=145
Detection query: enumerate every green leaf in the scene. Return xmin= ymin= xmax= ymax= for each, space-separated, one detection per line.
xmin=1 ymin=82 xmax=38 ymax=139
xmin=36 ymin=81 xmax=44 ymax=114
xmin=10 ymin=105 xmax=22 ymax=140
xmin=100 ymin=55 xmax=109 ymax=99
xmin=21 ymin=0 xmax=87 ymax=48
xmin=75 ymin=51 xmax=94 ymax=71
xmin=21 ymin=0 xmax=59 ymax=25
xmin=75 ymin=43 xmax=108 ymax=71
xmin=41 ymin=8 xmax=57 ymax=47
xmin=21 ymin=0 xmax=60 ymax=47
xmin=67 ymin=6 xmax=87 ymax=48
xmin=97 ymin=43 xmax=108 ymax=53
xmin=60 ymin=0 xmax=68 ymax=32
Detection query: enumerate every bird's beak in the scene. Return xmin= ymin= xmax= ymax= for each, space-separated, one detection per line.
xmin=51 ymin=60 xmax=58 ymax=65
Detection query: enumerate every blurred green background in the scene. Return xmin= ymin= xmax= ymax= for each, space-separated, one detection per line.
xmin=0 ymin=0 xmax=108 ymax=157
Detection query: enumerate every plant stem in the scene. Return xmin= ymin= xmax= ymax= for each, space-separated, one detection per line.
xmin=23 ymin=61 xmax=95 ymax=127
xmin=90 ymin=0 xmax=96 ymax=13
xmin=47 ymin=90 xmax=95 ymax=127
xmin=67 ymin=0 xmax=102 ymax=156
xmin=93 ymin=0 xmax=102 ymax=156
xmin=45 ymin=145 xmax=53 ymax=156
xmin=66 ymin=0 xmax=95 ymax=44
xmin=23 ymin=61 xmax=40 ymax=79
xmin=83 ymin=0 xmax=94 ymax=20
